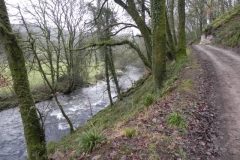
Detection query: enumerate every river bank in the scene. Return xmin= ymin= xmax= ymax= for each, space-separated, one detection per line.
xmin=0 ymin=66 xmax=143 ymax=160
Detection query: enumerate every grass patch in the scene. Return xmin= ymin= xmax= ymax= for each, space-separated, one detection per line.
xmin=47 ymin=141 xmax=58 ymax=154
xmin=77 ymin=128 xmax=105 ymax=153
xmin=181 ymin=79 xmax=194 ymax=92
xmin=167 ymin=112 xmax=186 ymax=129
xmin=124 ymin=128 xmax=137 ymax=138
xmin=144 ymin=94 xmax=154 ymax=106
xmin=173 ymin=146 xmax=187 ymax=159
xmin=204 ymin=4 xmax=240 ymax=47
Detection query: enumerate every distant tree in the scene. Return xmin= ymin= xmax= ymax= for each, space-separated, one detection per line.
xmin=17 ymin=0 xmax=88 ymax=133
xmin=88 ymin=1 xmax=123 ymax=102
xmin=177 ymin=0 xmax=187 ymax=59
xmin=167 ymin=0 xmax=178 ymax=45
xmin=0 ymin=0 xmax=47 ymax=159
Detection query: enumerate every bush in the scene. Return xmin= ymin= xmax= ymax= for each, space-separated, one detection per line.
xmin=167 ymin=112 xmax=186 ymax=129
xmin=78 ymin=128 xmax=105 ymax=153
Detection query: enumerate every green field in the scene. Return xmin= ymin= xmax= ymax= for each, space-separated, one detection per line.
xmin=0 ymin=60 xmax=106 ymax=111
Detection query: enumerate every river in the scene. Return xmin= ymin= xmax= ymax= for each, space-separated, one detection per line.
xmin=0 ymin=66 xmax=143 ymax=160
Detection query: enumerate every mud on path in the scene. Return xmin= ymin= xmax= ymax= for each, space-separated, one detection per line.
xmin=192 ymin=45 xmax=240 ymax=160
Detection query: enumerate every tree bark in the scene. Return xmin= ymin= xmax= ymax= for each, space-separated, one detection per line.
xmin=166 ymin=11 xmax=176 ymax=60
xmin=0 ymin=0 xmax=47 ymax=159
xmin=54 ymin=96 xmax=74 ymax=133
xmin=176 ymin=0 xmax=187 ymax=60
xmin=169 ymin=0 xmax=178 ymax=45
xmin=108 ymin=47 xmax=122 ymax=100
xmin=104 ymin=48 xmax=114 ymax=106
xmin=152 ymin=0 xmax=167 ymax=89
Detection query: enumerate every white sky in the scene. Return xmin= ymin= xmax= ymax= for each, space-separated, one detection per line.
xmin=5 ymin=0 xmax=26 ymax=23
xmin=5 ymin=0 xmax=140 ymax=35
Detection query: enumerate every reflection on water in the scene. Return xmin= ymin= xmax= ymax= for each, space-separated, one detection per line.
xmin=0 ymin=66 xmax=143 ymax=160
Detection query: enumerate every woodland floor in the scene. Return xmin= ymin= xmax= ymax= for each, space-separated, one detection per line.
xmin=49 ymin=45 xmax=240 ymax=160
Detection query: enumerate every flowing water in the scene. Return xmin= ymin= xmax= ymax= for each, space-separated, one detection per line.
xmin=0 ymin=66 xmax=143 ymax=160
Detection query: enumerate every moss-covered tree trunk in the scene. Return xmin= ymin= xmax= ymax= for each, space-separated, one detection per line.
xmin=108 ymin=47 xmax=123 ymax=100
xmin=104 ymin=47 xmax=113 ymax=106
xmin=176 ymin=0 xmax=187 ymax=60
xmin=0 ymin=0 xmax=47 ymax=159
xmin=152 ymin=0 xmax=166 ymax=89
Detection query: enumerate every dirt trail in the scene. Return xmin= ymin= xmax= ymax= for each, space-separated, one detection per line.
xmin=193 ymin=45 xmax=240 ymax=160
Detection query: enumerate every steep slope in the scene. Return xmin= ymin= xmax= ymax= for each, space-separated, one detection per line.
xmin=203 ymin=4 xmax=240 ymax=47
xmin=47 ymin=50 xmax=224 ymax=159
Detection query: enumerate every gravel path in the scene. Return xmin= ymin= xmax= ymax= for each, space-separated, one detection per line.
xmin=193 ymin=45 xmax=240 ymax=160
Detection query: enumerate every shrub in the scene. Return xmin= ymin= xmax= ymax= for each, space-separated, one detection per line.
xmin=78 ymin=128 xmax=105 ymax=153
xmin=167 ymin=112 xmax=186 ymax=129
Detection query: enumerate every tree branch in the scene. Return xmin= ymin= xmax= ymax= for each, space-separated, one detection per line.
xmin=94 ymin=0 xmax=108 ymax=22
xmin=73 ymin=39 xmax=151 ymax=70
xmin=114 ymin=0 xmax=128 ymax=9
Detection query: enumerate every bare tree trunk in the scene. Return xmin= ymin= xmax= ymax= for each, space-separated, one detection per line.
xmin=229 ymin=0 xmax=232 ymax=8
xmin=141 ymin=0 xmax=146 ymax=22
xmin=219 ymin=0 xmax=225 ymax=13
xmin=166 ymin=11 xmax=176 ymax=60
xmin=54 ymin=96 xmax=74 ymax=133
xmin=169 ymin=0 xmax=178 ymax=45
xmin=0 ymin=0 xmax=47 ymax=159
xmin=108 ymin=47 xmax=123 ymax=100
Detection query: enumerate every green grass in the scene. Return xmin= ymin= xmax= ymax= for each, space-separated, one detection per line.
xmin=0 ymin=61 xmax=104 ymax=111
xmin=204 ymin=4 xmax=240 ymax=47
xmin=77 ymin=128 xmax=105 ymax=153
xmin=46 ymin=56 xmax=188 ymax=155
xmin=167 ymin=112 xmax=186 ymax=129
xmin=144 ymin=94 xmax=154 ymax=106
xmin=180 ymin=79 xmax=195 ymax=93
xmin=124 ymin=128 xmax=137 ymax=138
xmin=0 ymin=63 xmax=57 ymax=110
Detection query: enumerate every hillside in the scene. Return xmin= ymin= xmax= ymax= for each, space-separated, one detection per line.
xmin=47 ymin=50 xmax=222 ymax=159
xmin=203 ymin=4 xmax=240 ymax=47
